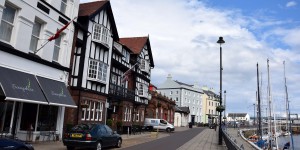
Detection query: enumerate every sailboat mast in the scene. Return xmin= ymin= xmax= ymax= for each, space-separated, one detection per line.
xmin=267 ymin=59 xmax=272 ymax=149
xmin=284 ymin=61 xmax=288 ymax=131
xmin=284 ymin=61 xmax=295 ymax=150
xmin=256 ymin=63 xmax=262 ymax=140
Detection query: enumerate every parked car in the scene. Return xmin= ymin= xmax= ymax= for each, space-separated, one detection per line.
xmin=144 ymin=118 xmax=174 ymax=132
xmin=63 ymin=123 xmax=122 ymax=150
xmin=0 ymin=138 xmax=34 ymax=150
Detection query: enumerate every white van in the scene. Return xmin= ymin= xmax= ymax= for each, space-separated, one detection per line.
xmin=144 ymin=118 xmax=175 ymax=132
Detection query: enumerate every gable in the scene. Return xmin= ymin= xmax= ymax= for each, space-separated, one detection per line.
xmin=119 ymin=37 xmax=154 ymax=67
xmin=79 ymin=1 xmax=119 ymax=40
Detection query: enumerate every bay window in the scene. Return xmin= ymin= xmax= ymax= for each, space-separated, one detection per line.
xmin=88 ymin=59 xmax=108 ymax=83
xmin=92 ymin=23 xmax=111 ymax=47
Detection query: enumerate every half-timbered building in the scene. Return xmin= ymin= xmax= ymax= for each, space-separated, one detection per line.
xmin=65 ymin=1 xmax=119 ymax=126
xmin=114 ymin=36 xmax=154 ymax=132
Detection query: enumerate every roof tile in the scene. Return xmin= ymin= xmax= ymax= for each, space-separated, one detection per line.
xmin=119 ymin=37 xmax=148 ymax=54
xmin=79 ymin=1 xmax=107 ymax=17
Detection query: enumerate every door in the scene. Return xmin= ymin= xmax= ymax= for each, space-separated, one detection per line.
xmin=191 ymin=115 xmax=195 ymax=125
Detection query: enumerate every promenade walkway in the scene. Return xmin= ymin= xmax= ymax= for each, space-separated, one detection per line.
xmin=177 ymin=128 xmax=227 ymax=150
xmin=224 ymin=128 xmax=257 ymax=150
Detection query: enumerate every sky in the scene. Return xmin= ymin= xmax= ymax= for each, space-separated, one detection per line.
xmin=80 ymin=0 xmax=300 ymax=117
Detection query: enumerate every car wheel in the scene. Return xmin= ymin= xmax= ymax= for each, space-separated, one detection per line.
xmin=96 ymin=141 xmax=102 ymax=150
xmin=115 ymin=138 xmax=122 ymax=148
xmin=66 ymin=146 xmax=74 ymax=150
xmin=166 ymin=128 xmax=171 ymax=132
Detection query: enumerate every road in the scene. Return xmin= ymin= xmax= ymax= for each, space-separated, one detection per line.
xmin=120 ymin=127 xmax=205 ymax=150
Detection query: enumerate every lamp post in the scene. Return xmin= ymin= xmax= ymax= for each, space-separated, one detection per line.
xmin=223 ymin=90 xmax=226 ymax=123
xmin=217 ymin=36 xmax=225 ymax=145
xmin=253 ymin=103 xmax=256 ymax=125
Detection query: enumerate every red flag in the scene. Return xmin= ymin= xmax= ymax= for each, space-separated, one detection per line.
xmin=48 ymin=17 xmax=77 ymax=41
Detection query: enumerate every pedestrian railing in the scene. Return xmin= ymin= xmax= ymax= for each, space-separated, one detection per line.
xmin=222 ymin=128 xmax=243 ymax=150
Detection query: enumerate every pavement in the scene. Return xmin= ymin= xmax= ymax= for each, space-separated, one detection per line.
xmin=177 ymin=127 xmax=227 ymax=150
xmin=31 ymin=126 xmax=228 ymax=150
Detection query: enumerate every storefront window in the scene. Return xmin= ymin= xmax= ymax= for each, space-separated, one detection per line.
xmin=37 ymin=105 xmax=58 ymax=131
xmin=0 ymin=101 xmax=13 ymax=133
xmin=20 ymin=103 xmax=37 ymax=131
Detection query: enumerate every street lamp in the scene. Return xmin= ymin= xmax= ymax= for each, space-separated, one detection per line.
xmin=217 ymin=36 xmax=225 ymax=145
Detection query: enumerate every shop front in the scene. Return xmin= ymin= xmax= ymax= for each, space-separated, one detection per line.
xmin=0 ymin=66 xmax=76 ymax=141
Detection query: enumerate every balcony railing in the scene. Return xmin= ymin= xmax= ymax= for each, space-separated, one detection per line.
xmin=109 ymin=83 xmax=135 ymax=101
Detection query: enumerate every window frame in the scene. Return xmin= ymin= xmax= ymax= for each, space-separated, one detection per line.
xmin=87 ymin=59 xmax=108 ymax=83
xmin=140 ymin=59 xmax=150 ymax=73
xmin=60 ymin=0 xmax=67 ymax=15
xmin=92 ymin=23 xmax=111 ymax=47
xmin=138 ymin=83 xmax=148 ymax=98
xmin=29 ymin=19 xmax=42 ymax=52
xmin=52 ymin=33 xmax=63 ymax=62
xmin=0 ymin=3 xmax=17 ymax=43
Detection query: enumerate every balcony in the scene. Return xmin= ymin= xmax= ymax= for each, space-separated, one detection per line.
xmin=109 ymin=83 xmax=135 ymax=101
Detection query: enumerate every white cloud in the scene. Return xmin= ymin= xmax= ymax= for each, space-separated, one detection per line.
xmin=286 ymin=1 xmax=297 ymax=7
xmin=80 ymin=0 xmax=300 ymax=115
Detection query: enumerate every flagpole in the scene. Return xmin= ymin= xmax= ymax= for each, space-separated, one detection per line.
xmin=121 ymin=62 xmax=139 ymax=77
xmin=34 ymin=40 xmax=50 ymax=54
xmin=34 ymin=17 xmax=77 ymax=55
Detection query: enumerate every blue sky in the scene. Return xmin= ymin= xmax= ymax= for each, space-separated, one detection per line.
xmin=81 ymin=0 xmax=300 ymax=116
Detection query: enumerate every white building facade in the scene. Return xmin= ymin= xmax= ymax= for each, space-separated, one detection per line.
xmin=157 ymin=74 xmax=203 ymax=124
xmin=0 ymin=0 xmax=79 ymax=141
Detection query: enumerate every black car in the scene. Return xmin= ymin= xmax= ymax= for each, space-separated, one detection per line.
xmin=0 ymin=138 xmax=34 ymax=150
xmin=63 ymin=124 xmax=122 ymax=150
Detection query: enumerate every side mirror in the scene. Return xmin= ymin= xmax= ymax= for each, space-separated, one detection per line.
xmin=113 ymin=131 xmax=117 ymax=134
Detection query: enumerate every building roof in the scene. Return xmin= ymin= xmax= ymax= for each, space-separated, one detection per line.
xmin=203 ymin=90 xmax=219 ymax=98
xmin=79 ymin=1 xmax=107 ymax=17
xmin=175 ymin=106 xmax=190 ymax=114
xmin=119 ymin=37 xmax=149 ymax=54
xmin=119 ymin=36 xmax=154 ymax=67
xmin=228 ymin=113 xmax=248 ymax=117
xmin=174 ymin=80 xmax=193 ymax=87
xmin=78 ymin=0 xmax=119 ymax=40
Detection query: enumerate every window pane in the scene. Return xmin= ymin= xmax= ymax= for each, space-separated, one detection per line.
xmin=30 ymin=20 xmax=42 ymax=52
xmin=60 ymin=0 xmax=67 ymax=14
xmin=0 ymin=101 xmax=14 ymax=133
xmin=29 ymin=36 xmax=39 ymax=51
xmin=103 ymin=65 xmax=107 ymax=81
xmin=53 ymin=36 xmax=62 ymax=61
xmin=0 ymin=21 xmax=13 ymax=42
xmin=20 ymin=103 xmax=37 ymax=130
xmin=53 ymin=46 xmax=60 ymax=61
xmin=88 ymin=60 xmax=98 ymax=79
xmin=32 ymin=22 xmax=41 ymax=36
xmin=2 ymin=5 xmax=16 ymax=23
xmin=37 ymin=105 xmax=58 ymax=131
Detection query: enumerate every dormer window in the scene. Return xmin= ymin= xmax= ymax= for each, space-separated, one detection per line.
xmin=92 ymin=23 xmax=111 ymax=47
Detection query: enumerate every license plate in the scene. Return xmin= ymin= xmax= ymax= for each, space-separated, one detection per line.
xmin=71 ymin=133 xmax=82 ymax=138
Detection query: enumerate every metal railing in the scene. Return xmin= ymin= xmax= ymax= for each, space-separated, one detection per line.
xmin=222 ymin=128 xmax=243 ymax=150
xmin=109 ymin=83 xmax=135 ymax=101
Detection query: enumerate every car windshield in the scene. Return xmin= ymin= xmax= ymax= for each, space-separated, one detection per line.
xmin=71 ymin=124 xmax=95 ymax=132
